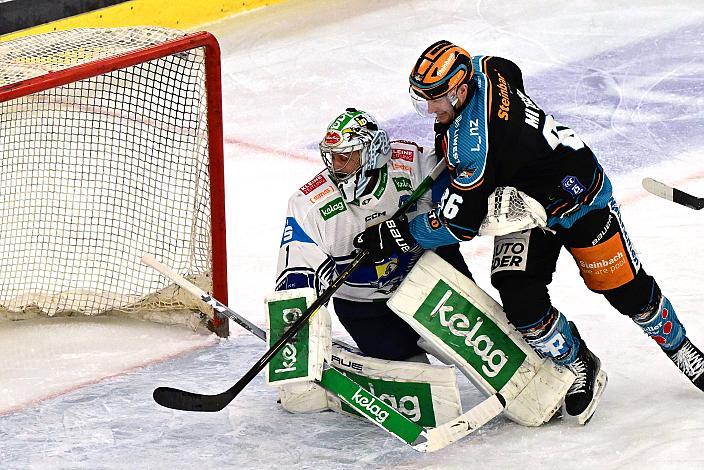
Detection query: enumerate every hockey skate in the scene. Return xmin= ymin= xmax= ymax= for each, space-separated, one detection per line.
xmin=665 ymin=337 xmax=704 ymax=391
xmin=563 ymin=323 xmax=608 ymax=425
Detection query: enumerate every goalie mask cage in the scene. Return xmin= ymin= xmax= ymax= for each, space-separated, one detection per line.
xmin=0 ymin=27 xmax=228 ymax=336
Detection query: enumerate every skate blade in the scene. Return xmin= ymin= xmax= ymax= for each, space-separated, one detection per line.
xmin=577 ymin=369 xmax=608 ymax=425
xmin=561 ymin=369 xmax=608 ymax=426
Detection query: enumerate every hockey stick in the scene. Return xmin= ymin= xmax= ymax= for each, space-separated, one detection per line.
xmin=141 ymin=254 xmax=356 ymax=348
xmin=642 ymin=177 xmax=704 ymax=210
xmin=147 ymin=159 xmax=448 ymax=412
xmin=143 ymin=254 xmax=506 ymax=451
xmin=142 ymin=254 xmax=267 ymax=341
xmin=320 ymin=366 xmax=505 ymax=453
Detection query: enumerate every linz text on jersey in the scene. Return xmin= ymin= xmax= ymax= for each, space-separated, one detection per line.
xmin=469 ymin=118 xmax=481 ymax=152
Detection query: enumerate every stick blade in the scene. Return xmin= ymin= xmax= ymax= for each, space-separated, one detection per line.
xmin=153 ymin=386 xmax=230 ymax=412
xmin=642 ymin=177 xmax=704 ymax=210
xmin=642 ymin=177 xmax=673 ymax=201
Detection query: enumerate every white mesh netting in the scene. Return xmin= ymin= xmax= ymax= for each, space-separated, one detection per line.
xmin=0 ymin=27 xmax=217 ymax=319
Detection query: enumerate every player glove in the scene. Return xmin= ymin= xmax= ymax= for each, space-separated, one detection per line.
xmin=353 ymin=214 xmax=420 ymax=261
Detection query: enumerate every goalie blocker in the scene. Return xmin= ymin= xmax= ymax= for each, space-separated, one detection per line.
xmin=388 ymin=251 xmax=575 ymax=427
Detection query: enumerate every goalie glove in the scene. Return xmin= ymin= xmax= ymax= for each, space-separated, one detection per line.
xmin=478 ymin=187 xmax=549 ymax=236
xmin=354 ymin=214 xmax=420 ymax=261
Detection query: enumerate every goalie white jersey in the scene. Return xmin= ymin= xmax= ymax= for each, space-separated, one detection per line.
xmin=276 ymin=141 xmax=434 ymax=302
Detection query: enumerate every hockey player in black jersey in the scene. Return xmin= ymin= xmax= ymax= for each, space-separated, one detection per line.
xmin=355 ymin=40 xmax=704 ymax=423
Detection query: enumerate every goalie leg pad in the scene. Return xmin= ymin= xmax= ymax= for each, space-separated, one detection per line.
xmin=277 ymin=381 xmax=330 ymax=414
xmin=326 ymin=343 xmax=463 ymax=427
xmin=265 ymin=288 xmax=332 ymax=413
xmin=388 ymin=251 xmax=575 ymax=427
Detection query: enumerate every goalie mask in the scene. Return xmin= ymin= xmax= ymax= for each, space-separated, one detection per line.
xmin=319 ymin=108 xmax=391 ymax=202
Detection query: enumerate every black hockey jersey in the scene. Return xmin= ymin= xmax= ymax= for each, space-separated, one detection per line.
xmin=410 ymin=55 xmax=613 ymax=248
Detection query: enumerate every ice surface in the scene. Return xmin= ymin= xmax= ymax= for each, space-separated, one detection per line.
xmin=2 ymin=0 xmax=704 ymax=468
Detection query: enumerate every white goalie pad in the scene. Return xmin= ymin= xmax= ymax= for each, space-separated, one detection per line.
xmin=277 ymin=342 xmax=463 ymax=427
xmin=265 ymin=288 xmax=331 ymax=387
xmin=388 ymin=251 xmax=575 ymax=427
xmin=479 ymin=186 xmax=548 ymax=236
xmin=326 ymin=343 xmax=463 ymax=427
xmin=278 ymin=380 xmax=330 ymax=414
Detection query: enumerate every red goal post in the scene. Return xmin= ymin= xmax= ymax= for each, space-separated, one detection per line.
xmin=0 ymin=27 xmax=228 ymax=336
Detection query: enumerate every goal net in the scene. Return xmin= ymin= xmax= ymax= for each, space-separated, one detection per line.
xmin=0 ymin=27 xmax=228 ymax=336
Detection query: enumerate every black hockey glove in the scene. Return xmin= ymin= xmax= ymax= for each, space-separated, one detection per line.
xmin=353 ymin=214 xmax=419 ymax=261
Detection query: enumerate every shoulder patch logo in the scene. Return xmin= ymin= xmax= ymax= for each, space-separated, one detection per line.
xmin=392 ymin=148 xmax=414 ymax=162
xmin=300 ymin=173 xmax=326 ymax=195
xmin=319 ymin=197 xmax=346 ymax=220
xmin=561 ymin=175 xmax=586 ymax=197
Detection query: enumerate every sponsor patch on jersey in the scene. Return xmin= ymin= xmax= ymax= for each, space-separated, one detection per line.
xmin=392 ymin=177 xmax=413 ymax=192
xmin=561 ymin=175 xmax=586 ymax=197
xmin=372 ymin=167 xmax=388 ymax=199
xmin=324 ymin=130 xmax=342 ymax=145
xmin=391 ymin=148 xmax=414 ymax=162
xmin=491 ymin=232 xmax=529 ymax=274
xmin=569 ymin=232 xmax=634 ymax=290
xmin=390 ymin=161 xmax=411 ymax=172
xmin=496 ymin=72 xmax=511 ymax=121
xmin=281 ymin=217 xmax=315 ymax=246
xmin=309 ymin=185 xmax=334 ymax=203
xmin=319 ymin=197 xmax=346 ymax=220
xmin=300 ymin=173 xmax=326 ymax=195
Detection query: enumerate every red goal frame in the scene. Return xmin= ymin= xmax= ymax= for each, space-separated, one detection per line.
xmin=0 ymin=31 xmax=229 ymax=336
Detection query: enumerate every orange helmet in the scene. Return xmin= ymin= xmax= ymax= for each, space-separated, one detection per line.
xmin=409 ymin=40 xmax=473 ymax=100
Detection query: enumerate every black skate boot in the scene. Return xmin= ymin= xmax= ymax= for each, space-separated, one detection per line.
xmin=665 ymin=337 xmax=704 ymax=392
xmin=563 ymin=322 xmax=608 ymax=425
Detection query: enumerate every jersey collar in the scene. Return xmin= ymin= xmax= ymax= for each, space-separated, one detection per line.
xmin=350 ymin=165 xmax=388 ymax=206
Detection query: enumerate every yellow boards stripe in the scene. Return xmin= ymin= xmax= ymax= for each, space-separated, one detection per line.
xmin=1 ymin=0 xmax=289 ymax=41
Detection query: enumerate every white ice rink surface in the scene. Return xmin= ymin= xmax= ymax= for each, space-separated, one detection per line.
xmin=2 ymin=0 xmax=704 ymax=468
